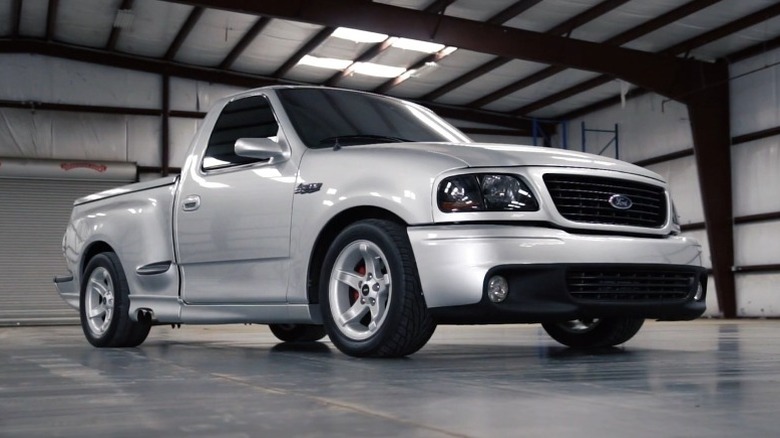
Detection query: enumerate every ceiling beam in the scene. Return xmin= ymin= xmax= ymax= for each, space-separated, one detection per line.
xmin=661 ymin=2 xmax=780 ymax=56
xmin=273 ymin=27 xmax=334 ymax=78
xmin=164 ymin=6 xmax=204 ymax=60
xmin=470 ymin=0 xmax=718 ymax=108
xmin=429 ymin=0 xmax=631 ymax=104
xmin=422 ymin=0 xmax=547 ymax=101
xmin=725 ymin=33 xmax=780 ymax=64
xmin=106 ymin=0 xmax=135 ymax=51
xmin=518 ymin=0 xmax=780 ymax=116
xmin=486 ymin=0 xmax=545 ymax=25
xmin=2 ymin=39 xmax=281 ymax=88
xmin=0 ymin=38 xmax=540 ymax=131
xmin=11 ymin=0 xmax=22 ymax=37
xmin=370 ymin=0 xmax=457 ymax=93
xmin=167 ymin=0 xmax=714 ymax=102
xmin=374 ymin=47 xmax=451 ymax=94
xmin=325 ymin=37 xmax=395 ymax=86
xmin=219 ymin=16 xmax=272 ymax=69
xmin=45 ymin=0 xmax=59 ymax=41
xmin=419 ymin=101 xmax=541 ymax=131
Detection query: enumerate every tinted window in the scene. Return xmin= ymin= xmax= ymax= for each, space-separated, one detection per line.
xmin=277 ymin=88 xmax=469 ymax=149
xmin=203 ymin=95 xmax=279 ymax=170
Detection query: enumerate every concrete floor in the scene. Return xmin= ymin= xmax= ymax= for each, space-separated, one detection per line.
xmin=2 ymin=320 xmax=780 ymax=437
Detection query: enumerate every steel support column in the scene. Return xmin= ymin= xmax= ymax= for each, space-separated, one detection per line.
xmin=162 ymin=74 xmax=170 ymax=177
xmin=684 ymin=61 xmax=736 ymax=317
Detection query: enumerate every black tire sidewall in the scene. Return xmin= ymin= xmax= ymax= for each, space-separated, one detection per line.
xmin=319 ymin=220 xmax=411 ymax=356
xmin=79 ymin=253 xmax=127 ymax=347
xmin=269 ymin=324 xmax=327 ymax=342
xmin=542 ymin=317 xmax=644 ymax=349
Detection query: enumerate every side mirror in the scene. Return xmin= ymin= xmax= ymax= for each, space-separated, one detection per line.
xmin=234 ymin=138 xmax=290 ymax=164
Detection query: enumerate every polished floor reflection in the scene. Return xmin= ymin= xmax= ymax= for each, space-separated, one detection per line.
xmin=2 ymin=320 xmax=779 ymax=437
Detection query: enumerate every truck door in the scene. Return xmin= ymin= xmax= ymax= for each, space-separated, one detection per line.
xmin=174 ymin=94 xmax=296 ymax=304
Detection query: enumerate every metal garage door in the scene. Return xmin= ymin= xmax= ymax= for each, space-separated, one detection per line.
xmin=0 ymin=159 xmax=136 ymax=325
xmin=0 ymin=179 xmax=127 ymax=325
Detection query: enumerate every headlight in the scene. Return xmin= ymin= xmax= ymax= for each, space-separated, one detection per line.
xmin=437 ymin=174 xmax=538 ymax=212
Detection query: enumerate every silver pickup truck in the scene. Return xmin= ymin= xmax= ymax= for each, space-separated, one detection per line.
xmin=55 ymin=86 xmax=707 ymax=357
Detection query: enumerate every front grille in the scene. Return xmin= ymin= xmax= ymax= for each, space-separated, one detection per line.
xmin=567 ymin=268 xmax=697 ymax=302
xmin=543 ymin=174 xmax=667 ymax=228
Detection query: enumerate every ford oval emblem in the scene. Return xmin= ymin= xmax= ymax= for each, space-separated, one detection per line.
xmin=608 ymin=194 xmax=633 ymax=210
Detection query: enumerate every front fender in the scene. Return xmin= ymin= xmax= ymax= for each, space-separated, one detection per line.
xmin=286 ymin=146 xmax=467 ymax=303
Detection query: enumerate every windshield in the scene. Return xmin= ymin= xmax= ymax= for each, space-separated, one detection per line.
xmin=276 ymin=88 xmax=471 ymax=149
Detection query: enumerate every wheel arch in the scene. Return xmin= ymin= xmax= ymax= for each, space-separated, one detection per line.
xmin=80 ymin=241 xmax=117 ymax=276
xmin=306 ymin=206 xmax=407 ymax=305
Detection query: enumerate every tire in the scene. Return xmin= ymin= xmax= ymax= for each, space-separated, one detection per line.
xmin=542 ymin=317 xmax=644 ymax=349
xmin=319 ymin=219 xmax=436 ymax=358
xmin=80 ymin=252 xmax=151 ymax=348
xmin=269 ymin=324 xmax=327 ymax=342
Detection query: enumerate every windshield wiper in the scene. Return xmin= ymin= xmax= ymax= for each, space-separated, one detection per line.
xmin=318 ymin=135 xmax=410 ymax=150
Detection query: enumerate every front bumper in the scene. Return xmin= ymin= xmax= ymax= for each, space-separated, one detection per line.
xmin=407 ymin=225 xmax=706 ymax=322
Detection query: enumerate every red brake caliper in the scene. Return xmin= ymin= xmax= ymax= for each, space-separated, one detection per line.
xmin=350 ymin=262 xmax=366 ymax=304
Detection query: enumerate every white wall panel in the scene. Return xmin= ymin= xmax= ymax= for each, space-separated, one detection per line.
xmin=731 ymin=137 xmax=780 ymax=217
xmin=127 ymin=116 xmax=162 ymax=167
xmin=558 ymin=93 xmax=692 ymax=164
xmin=735 ymin=222 xmax=780 ymax=267
xmin=646 ymin=155 xmax=704 ymax=225
xmin=0 ymin=108 xmax=129 ymax=161
xmin=0 ymin=108 xmax=54 ymax=157
xmin=169 ymin=78 xmax=247 ymax=112
xmin=0 ymin=54 xmax=160 ymax=108
xmin=736 ymin=274 xmax=780 ymax=317
xmin=730 ymin=46 xmax=780 ymax=137
xmin=169 ymin=118 xmax=202 ymax=168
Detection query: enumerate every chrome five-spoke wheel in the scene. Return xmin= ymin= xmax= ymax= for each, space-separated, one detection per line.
xmin=320 ymin=219 xmax=436 ymax=357
xmin=329 ymin=240 xmax=392 ymax=340
xmin=84 ymin=266 xmax=115 ymax=336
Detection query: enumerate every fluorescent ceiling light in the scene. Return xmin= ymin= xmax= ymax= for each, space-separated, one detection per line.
xmin=352 ymin=62 xmax=407 ymax=78
xmin=332 ymin=27 xmax=388 ymax=44
xmin=298 ymin=55 xmax=352 ymax=70
xmin=391 ymin=38 xmax=445 ymax=54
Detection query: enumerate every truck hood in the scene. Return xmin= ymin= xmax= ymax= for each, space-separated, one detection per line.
xmin=357 ymin=142 xmax=664 ymax=181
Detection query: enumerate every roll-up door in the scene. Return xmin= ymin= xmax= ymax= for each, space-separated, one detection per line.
xmin=0 ymin=159 xmax=136 ymax=325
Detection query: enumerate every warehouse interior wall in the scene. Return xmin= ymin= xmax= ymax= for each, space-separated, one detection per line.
xmin=559 ymin=46 xmax=780 ymax=317
xmin=2 ymin=48 xmax=778 ymax=318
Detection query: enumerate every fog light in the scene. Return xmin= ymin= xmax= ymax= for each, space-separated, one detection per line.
xmin=694 ymin=281 xmax=704 ymax=301
xmin=487 ymin=275 xmax=509 ymax=303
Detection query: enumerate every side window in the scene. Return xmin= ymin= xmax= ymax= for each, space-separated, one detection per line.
xmin=203 ymin=95 xmax=279 ymax=170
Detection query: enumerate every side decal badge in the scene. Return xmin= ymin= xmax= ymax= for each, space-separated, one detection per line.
xmin=295 ymin=182 xmax=323 ymax=194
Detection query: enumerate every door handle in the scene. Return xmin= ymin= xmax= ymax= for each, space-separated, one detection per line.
xmin=182 ymin=195 xmax=201 ymax=211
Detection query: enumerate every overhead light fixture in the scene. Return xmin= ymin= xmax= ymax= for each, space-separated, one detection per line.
xmin=332 ymin=27 xmax=388 ymax=44
xmin=352 ymin=62 xmax=407 ymax=78
xmin=391 ymin=38 xmax=445 ymax=54
xmin=113 ymin=9 xmax=135 ymax=29
xmin=298 ymin=55 xmax=352 ymax=70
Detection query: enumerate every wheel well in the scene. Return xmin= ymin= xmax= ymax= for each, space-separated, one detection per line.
xmin=81 ymin=241 xmax=115 ymax=275
xmin=307 ymin=207 xmax=406 ymax=304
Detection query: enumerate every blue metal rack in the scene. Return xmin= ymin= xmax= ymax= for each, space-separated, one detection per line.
xmin=581 ymin=121 xmax=619 ymax=159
